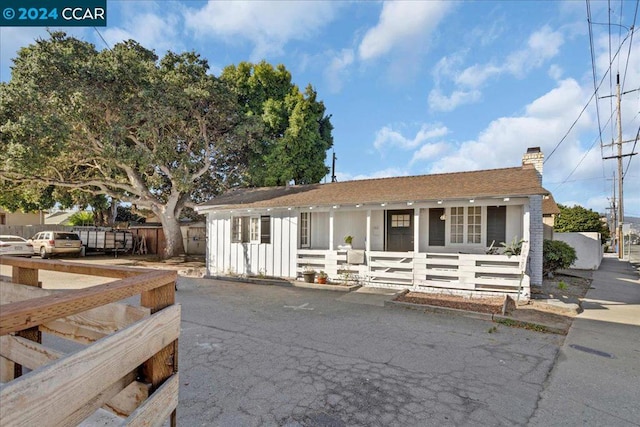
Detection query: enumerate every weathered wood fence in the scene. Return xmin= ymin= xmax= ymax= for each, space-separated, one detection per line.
xmin=0 ymin=256 xmax=180 ymax=426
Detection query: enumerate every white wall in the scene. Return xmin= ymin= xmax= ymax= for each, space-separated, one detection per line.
xmin=207 ymin=211 xmax=298 ymax=278
xmin=333 ymin=210 xmax=367 ymax=249
xmin=554 ymin=232 xmax=602 ymax=270
xmin=310 ymin=211 xmax=329 ymax=249
xmin=506 ymin=205 xmax=523 ymax=243
xmin=369 ymin=210 xmax=384 ymax=250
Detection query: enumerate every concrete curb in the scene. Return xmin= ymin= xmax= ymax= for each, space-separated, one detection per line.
xmin=204 ymin=275 xmax=361 ymax=292
xmin=385 ymin=300 xmax=567 ymax=334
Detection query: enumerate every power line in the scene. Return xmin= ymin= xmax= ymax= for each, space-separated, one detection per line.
xmin=623 ymin=125 xmax=640 ymax=178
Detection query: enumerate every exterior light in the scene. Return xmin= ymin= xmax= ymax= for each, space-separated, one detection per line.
xmin=437 ymin=200 xmax=443 ymax=204
xmin=381 ymin=203 xmax=387 ymax=207
xmin=407 ymin=202 xmax=414 ymax=206
xmin=503 ymin=197 xmax=510 ymax=202
xmin=333 ymin=205 xmax=340 ymax=209
xmin=267 ymin=208 xmax=272 ymax=211
xmin=356 ymin=204 xmax=361 ymax=208
xmin=469 ymin=199 xmax=475 ymax=203
xmin=309 ymin=206 xmax=314 ymax=210
xmin=287 ymin=207 xmax=292 ymax=211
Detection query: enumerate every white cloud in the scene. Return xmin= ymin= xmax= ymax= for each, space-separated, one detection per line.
xmin=428 ymin=88 xmax=482 ymax=112
xmin=427 ymin=79 xmax=593 ymax=183
xmin=410 ymin=142 xmax=449 ymax=165
xmin=358 ymin=1 xmax=453 ymax=61
xmin=429 ymin=26 xmax=565 ymax=112
xmin=184 ymin=1 xmax=338 ymax=59
xmin=548 ymin=64 xmax=563 ymax=80
xmin=374 ymin=124 xmax=449 ymax=150
xmin=337 ymin=168 xmax=409 ymax=182
xmin=324 ymin=49 xmax=354 ymax=93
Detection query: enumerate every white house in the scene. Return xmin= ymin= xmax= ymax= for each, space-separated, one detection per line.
xmin=196 ymin=148 xmax=550 ymax=301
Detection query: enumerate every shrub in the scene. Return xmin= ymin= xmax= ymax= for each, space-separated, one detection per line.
xmin=543 ymin=240 xmax=577 ymax=277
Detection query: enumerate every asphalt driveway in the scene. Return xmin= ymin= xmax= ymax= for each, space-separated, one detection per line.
xmin=175 ymin=278 xmax=563 ymax=426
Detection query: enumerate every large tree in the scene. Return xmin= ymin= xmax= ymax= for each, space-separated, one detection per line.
xmin=554 ymin=204 xmax=610 ymax=242
xmin=221 ymin=61 xmax=333 ymax=186
xmin=1 ymin=32 xmax=259 ymax=257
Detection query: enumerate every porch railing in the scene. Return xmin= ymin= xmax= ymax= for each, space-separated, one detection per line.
xmin=0 ymin=256 xmax=180 ymax=426
xmin=297 ymin=249 xmax=529 ymax=299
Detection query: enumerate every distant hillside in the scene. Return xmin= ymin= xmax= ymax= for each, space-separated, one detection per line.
xmin=625 ymin=216 xmax=640 ymax=226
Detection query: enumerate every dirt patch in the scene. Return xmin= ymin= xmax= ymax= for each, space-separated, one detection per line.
xmin=395 ymin=292 xmax=505 ymax=314
xmin=393 ymin=273 xmax=593 ymax=333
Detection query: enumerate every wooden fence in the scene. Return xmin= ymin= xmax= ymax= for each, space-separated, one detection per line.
xmin=0 ymin=256 xmax=180 ymax=426
xmin=297 ymin=249 xmax=530 ymax=300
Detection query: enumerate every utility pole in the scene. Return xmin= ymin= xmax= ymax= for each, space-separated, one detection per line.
xmin=331 ymin=152 xmax=337 ymax=183
xmin=616 ymin=73 xmax=624 ymax=258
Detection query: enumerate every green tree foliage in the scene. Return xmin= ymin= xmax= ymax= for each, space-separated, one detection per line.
xmin=221 ymin=61 xmax=334 ymax=186
xmin=554 ymin=204 xmax=610 ymax=243
xmin=543 ymin=239 xmax=578 ymax=277
xmin=1 ymin=32 xmax=259 ymax=257
xmin=67 ymin=211 xmax=95 ymax=226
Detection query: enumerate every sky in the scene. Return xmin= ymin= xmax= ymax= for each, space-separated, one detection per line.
xmin=1 ymin=0 xmax=639 ymax=218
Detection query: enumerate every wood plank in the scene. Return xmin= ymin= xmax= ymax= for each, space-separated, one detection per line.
xmin=104 ymin=381 xmax=151 ymax=417
xmin=0 ymin=335 xmax=64 ymax=370
xmin=64 ymin=371 xmax=136 ymax=427
xmin=124 ymin=373 xmax=179 ymax=427
xmin=1 ymin=282 xmax=58 ymax=303
xmin=0 ymin=305 xmax=181 ymax=427
xmin=40 ymin=319 xmax=107 ymax=344
xmin=0 ymin=256 xmax=150 ymax=279
xmin=0 ymin=355 xmax=14 ymax=383
xmin=11 ymin=266 xmax=39 ymax=286
xmin=0 ymin=270 xmax=176 ymax=335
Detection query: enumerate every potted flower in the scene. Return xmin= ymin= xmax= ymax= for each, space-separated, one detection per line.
xmin=343 ymin=235 xmax=353 ymax=248
xmin=317 ymin=270 xmax=328 ymax=284
xmin=302 ymin=266 xmax=316 ymax=283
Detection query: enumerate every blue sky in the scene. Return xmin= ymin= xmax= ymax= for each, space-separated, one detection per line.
xmin=1 ymin=1 xmax=639 ymax=217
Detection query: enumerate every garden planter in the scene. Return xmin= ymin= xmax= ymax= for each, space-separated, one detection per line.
xmin=303 ymin=272 xmax=316 ymax=283
xmin=317 ymin=277 xmax=327 ymax=284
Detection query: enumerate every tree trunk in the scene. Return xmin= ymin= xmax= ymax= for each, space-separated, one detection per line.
xmin=159 ymin=214 xmax=185 ymax=259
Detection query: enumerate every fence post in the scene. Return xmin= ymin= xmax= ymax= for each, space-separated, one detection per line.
xmin=140 ymin=274 xmax=178 ymax=426
xmin=11 ymin=265 xmax=42 ymax=378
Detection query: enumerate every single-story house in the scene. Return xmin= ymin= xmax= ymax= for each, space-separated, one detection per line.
xmin=196 ymin=147 xmax=551 ymax=301
xmin=542 ymin=194 xmax=561 ymax=240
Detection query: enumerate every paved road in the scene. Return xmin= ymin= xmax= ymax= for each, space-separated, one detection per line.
xmin=174 ymin=278 xmax=562 ymax=426
xmin=2 ymin=263 xmax=564 ymax=426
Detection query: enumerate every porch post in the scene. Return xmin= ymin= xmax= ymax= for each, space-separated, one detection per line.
xmin=329 ymin=209 xmax=335 ymax=250
xmin=366 ymin=210 xmax=371 ymax=252
xmin=413 ymin=208 xmax=419 ymax=252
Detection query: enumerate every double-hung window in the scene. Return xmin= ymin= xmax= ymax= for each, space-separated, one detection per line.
xmin=232 ymin=215 xmax=271 ymax=243
xmin=300 ymin=212 xmax=310 ymax=248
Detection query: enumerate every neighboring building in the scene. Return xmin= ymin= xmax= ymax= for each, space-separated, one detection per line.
xmin=196 ymin=148 xmax=552 ymax=301
xmin=45 ymin=210 xmax=76 ymax=225
xmin=542 ymin=194 xmax=561 ymax=240
xmin=0 ymin=208 xmax=44 ymax=226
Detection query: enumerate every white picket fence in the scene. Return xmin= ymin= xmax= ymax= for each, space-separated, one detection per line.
xmin=297 ymin=249 xmax=530 ymax=300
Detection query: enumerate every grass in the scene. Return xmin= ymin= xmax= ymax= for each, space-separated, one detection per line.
xmin=494 ymin=318 xmax=552 ymax=333
xmin=557 ymin=281 xmax=568 ymax=290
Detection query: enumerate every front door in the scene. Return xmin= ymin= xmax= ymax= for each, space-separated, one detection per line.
xmin=386 ymin=209 xmax=414 ymax=252
xmin=429 ymin=208 xmax=445 ymax=246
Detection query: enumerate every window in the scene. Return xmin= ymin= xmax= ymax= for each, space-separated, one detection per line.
xmin=233 ymin=215 xmax=271 ymax=244
xmin=300 ymin=212 xmax=310 ymax=248
xmin=450 ymin=206 xmax=483 ymax=244
xmin=450 ymin=207 xmax=464 ymax=243
xmin=250 ymin=217 xmax=260 ymax=242
xmin=232 ymin=217 xmax=244 ymax=243
xmin=0 ymin=213 xmax=5 ymax=225
xmin=467 ymin=206 xmax=481 ymax=244
xmin=391 ymin=214 xmax=411 ymax=228
xmin=260 ymin=216 xmax=271 ymax=244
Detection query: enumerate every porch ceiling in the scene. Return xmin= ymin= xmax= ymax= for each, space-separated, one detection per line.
xmin=197 ymin=166 xmax=548 ymax=211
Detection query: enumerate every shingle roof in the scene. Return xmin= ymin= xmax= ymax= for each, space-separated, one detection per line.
xmin=197 ymin=165 xmax=549 ymax=211
xmin=542 ymin=194 xmax=561 ymax=215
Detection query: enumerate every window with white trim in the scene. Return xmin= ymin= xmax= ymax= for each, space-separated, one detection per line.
xmin=250 ymin=217 xmax=260 ymax=242
xmin=450 ymin=206 xmax=483 ymax=244
xmin=300 ymin=212 xmax=310 ymax=248
xmin=450 ymin=207 xmax=464 ymax=243
xmin=467 ymin=206 xmax=482 ymax=244
xmin=232 ymin=215 xmax=271 ymax=243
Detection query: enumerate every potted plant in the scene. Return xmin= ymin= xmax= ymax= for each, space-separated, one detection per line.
xmin=302 ymin=266 xmax=316 ymax=283
xmin=343 ymin=235 xmax=353 ymax=248
xmin=317 ymin=270 xmax=328 ymax=284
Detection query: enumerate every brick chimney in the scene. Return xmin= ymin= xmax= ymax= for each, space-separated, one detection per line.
xmin=522 ymin=147 xmax=543 ymax=183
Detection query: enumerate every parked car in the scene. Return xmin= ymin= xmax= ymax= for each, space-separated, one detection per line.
xmin=29 ymin=231 xmax=82 ymax=259
xmin=0 ymin=235 xmax=33 ymax=257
